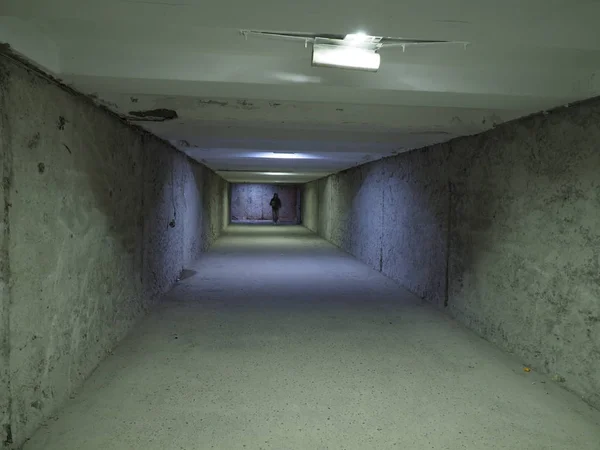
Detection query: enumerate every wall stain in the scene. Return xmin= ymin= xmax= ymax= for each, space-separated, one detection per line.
xmin=57 ymin=116 xmax=67 ymax=130
xmin=27 ymin=132 xmax=40 ymax=149
xmin=30 ymin=401 xmax=42 ymax=410
xmin=3 ymin=424 xmax=12 ymax=446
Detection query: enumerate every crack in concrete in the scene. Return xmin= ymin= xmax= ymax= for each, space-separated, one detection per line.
xmin=379 ymin=176 xmax=384 ymax=273
xmin=445 ymin=180 xmax=452 ymax=308
xmin=0 ymin=61 xmax=14 ymax=448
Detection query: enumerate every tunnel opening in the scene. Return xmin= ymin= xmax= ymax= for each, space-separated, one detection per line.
xmin=230 ymin=183 xmax=302 ymax=225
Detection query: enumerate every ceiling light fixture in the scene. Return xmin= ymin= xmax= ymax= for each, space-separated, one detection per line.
xmin=312 ymin=43 xmax=380 ymax=71
xmin=240 ymin=30 xmax=469 ymax=73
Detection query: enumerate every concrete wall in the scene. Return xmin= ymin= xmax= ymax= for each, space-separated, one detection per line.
xmin=447 ymin=103 xmax=600 ymax=409
xmin=301 ymin=182 xmax=318 ymax=232
xmin=231 ymin=184 xmax=299 ymax=222
xmin=307 ymin=98 xmax=600 ymax=409
xmin=0 ymin=56 xmax=228 ymax=448
xmin=304 ymin=146 xmax=449 ymax=306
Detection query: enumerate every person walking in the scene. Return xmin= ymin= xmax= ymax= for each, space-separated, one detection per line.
xmin=269 ymin=193 xmax=282 ymax=224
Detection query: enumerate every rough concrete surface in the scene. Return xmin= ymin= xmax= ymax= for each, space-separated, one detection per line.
xmin=447 ymin=101 xmax=600 ymax=409
xmin=305 ymin=97 xmax=600 ymax=409
xmin=317 ymin=164 xmax=384 ymax=271
xmin=22 ymin=226 xmax=600 ymax=450
xmin=231 ymin=183 xmax=299 ymax=223
xmin=305 ymin=145 xmax=449 ymax=306
xmin=1 ymin=56 xmax=228 ymax=448
xmin=381 ymin=146 xmax=450 ymax=306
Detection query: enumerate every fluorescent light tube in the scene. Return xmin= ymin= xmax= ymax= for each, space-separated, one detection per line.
xmin=312 ymin=43 xmax=380 ymax=72
xmin=260 ymin=172 xmax=296 ymax=176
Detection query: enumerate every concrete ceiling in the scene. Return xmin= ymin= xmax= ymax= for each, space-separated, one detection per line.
xmin=2 ymin=0 xmax=600 ymax=183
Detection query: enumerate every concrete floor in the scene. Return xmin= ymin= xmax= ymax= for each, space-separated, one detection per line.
xmin=24 ymin=226 xmax=600 ymax=450
xmin=231 ymin=220 xmax=297 ymax=225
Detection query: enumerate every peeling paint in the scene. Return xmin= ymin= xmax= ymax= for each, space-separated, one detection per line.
xmin=128 ymin=109 xmax=178 ymax=121
xmin=236 ymin=99 xmax=257 ymax=110
xmin=198 ymin=99 xmax=228 ymax=107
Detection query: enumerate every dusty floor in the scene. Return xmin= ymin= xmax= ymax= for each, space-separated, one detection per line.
xmin=24 ymin=226 xmax=600 ymax=450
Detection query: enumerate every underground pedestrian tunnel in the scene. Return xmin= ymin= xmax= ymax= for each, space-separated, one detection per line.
xmin=1 ymin=4 xmax=600 ymax=449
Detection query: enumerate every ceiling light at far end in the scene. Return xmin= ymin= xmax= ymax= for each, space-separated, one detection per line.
xmin=271 ymin=151 xmax=297 ymax=158
xmin=245 ymin=152 xmax=320 ymax=160
xmin=259 ymin=172 xmax=300 ymax=176
xmin=312 ymin=43 xmax=380 ymax=72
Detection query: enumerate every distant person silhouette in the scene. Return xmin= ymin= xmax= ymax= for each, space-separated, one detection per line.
xmin=269 ymin=193 xmax=282 ymax=224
